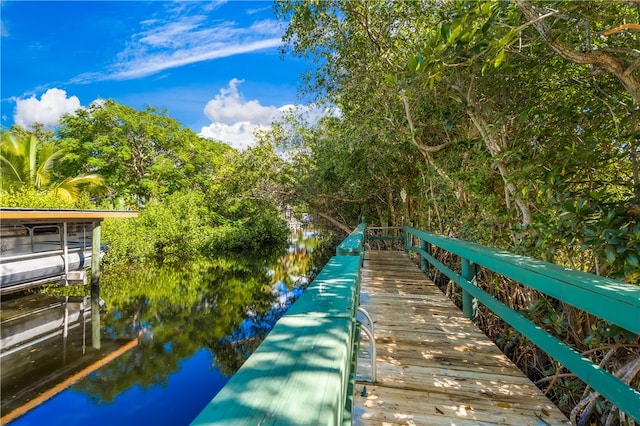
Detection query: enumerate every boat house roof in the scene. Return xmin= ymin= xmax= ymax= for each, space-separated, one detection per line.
xmin=0 ymin=208 xmax=138 ymax=221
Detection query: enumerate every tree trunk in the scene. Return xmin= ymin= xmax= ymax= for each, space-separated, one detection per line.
xmin=462 ymin=77 xmax=532 ymax=226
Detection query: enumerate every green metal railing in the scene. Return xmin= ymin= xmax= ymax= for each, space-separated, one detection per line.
xmin=402 ymin=225 xmax=640 ymax=422
xmin=336 ymin=222 xmax=366 ymax=258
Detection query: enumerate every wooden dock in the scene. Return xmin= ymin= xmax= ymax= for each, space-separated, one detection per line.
xmin=354 ymin=251 xmax=570 ymax=425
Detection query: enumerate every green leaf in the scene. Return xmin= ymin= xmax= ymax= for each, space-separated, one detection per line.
xmin=440 ymin=23 xmax=450 ymax=40
xmin=604 ymin=245 xmax=616 ymax=262
xmin=385 ymin=74 xmax=396 ymax=86
xmin=481 ymin=1 xmax=493 ymax=15
xmin=494 ymin=49 xmax=505 ymax=67
xmin=448 ymin=24 xmax=462 ymax=44
xmin=583 ymin=333 xmax=594 ymax=346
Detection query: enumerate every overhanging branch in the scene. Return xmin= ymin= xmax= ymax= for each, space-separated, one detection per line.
xmin=515 ymin=0 xmax=640 ymax=104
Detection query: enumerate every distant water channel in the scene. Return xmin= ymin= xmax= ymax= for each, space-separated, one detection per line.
xmin=1 ymin=228 xmax=328 ymax=425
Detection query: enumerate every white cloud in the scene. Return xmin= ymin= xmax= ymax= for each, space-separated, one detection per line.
xmin=111 ymin=38 xmax=281 ymax=80
xmin=60 ymin=4 xmax=283 ymax=84
xmin=104 ymin=6 xmax=283 ymax=81
xmin=14 ymin=88 xmax=81 ymax=128
xmin=200 ymin=121 xmax=268 ymax=151
xmin=246 ymin=6 xmax=273 ymax=16
xmin=199 ymin=79 xmax=334 ymax=150
xmin=199 ymin=79 xmax=293 ymax=150
xmin=203 ymin=78 xmax=282 ymax=125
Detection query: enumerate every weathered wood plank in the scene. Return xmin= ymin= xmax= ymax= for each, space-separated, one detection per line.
xmin=354 ymin=250 xmax=569 ymax=425
xmin=354 ymin=385 xmax=563 ymax=426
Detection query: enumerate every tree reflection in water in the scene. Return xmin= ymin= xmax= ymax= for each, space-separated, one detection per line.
xmin=1 ymin=228 xmax=337 ymax=425
xmin=70 ymin=228 xmax=331 ymax=405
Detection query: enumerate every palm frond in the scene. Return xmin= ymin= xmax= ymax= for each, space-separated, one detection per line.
xmin=1 ymin=133 xmax=28 ymax=185
xmin=36 ymin=144 xmax=66 ymax=188
xmin=2 ymin=130 xmax=107 ymax=202
xmin=0 ymin=154 xmax=26 ymax=187
xmin=54 ymin=174 xmax=107 ymax=202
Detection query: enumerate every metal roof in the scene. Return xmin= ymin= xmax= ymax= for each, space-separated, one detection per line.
xmin=0 ymin=208 xmax=138 ymax=220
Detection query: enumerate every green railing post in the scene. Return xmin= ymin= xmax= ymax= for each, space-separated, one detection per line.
xmin=461 ymin=258 xmax=477 ymax=322
xmin=420 ymin=239 xmax=429 ymax=273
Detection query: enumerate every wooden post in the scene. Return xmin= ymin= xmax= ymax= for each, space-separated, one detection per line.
xmin=91 ymin=221 xmax=101 ymax=349
xmin=62 ymin=222 xmax=69 ymax=285
xmin=461 ymin=258 xmax=477 ymax=322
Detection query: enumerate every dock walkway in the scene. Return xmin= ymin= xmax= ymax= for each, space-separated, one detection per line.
xmin=353 ymin=250 xmax=570 ymax=425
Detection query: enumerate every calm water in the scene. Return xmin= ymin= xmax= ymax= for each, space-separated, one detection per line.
xmin=1 ymin=229 xmax=326 ymax=425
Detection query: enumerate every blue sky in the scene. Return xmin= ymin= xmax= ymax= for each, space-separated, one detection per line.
xmin=1 ymin=1 xmax=311 ymax=149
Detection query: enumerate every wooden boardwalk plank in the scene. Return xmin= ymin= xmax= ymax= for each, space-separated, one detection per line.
xmin=354 ymin=251 xmax=569 ymax=426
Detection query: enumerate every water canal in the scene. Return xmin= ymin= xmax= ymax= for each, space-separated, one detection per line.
xmin=1 ymin=228 xmax=331 ymax=425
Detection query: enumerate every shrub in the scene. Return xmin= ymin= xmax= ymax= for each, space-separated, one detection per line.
xmin=103 ymin=190 xmax=289 ymax=266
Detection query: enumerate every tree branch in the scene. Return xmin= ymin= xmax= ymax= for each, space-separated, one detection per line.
xmin=400 ymin=90 xmax=451 ymax=153
xmin=314 ymin=211 xmax=353 ymax=234
xmin=515 ymin=0 xmax=640 ymax=104
xmin=604 ymin=23 xmax=640 ymax=36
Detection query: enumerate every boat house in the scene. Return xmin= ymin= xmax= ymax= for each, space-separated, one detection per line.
xmin=0 ymin=209 xmax=137 ymax=295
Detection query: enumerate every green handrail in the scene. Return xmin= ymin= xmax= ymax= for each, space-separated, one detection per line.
xmin=403 ymin=226 xmax=640 ymax=422
xmin=336 ymin=222 xmax=366 ymax=256
xmin=191 ymin=225 xmax=367 ymax=426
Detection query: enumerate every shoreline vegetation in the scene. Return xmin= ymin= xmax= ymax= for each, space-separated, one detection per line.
xmin=1 ymin=101 xmax=293 ymax=269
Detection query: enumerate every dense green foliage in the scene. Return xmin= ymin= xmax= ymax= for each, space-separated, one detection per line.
xmin=0 ymin=186 xmax=94 ymax=209
xmin=102 ymin=190 xmax=288 ymax=266
xmin=57 ymin=101 xmax=228 ymax=206
xmin=1 ymin=99 xmax=290 ymax=263
xmin=272 ymin=1 xmax=639 ymax=423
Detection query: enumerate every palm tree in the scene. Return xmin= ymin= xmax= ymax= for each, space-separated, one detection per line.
xmin=1 ymin=130 xmax=106 ymax=202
